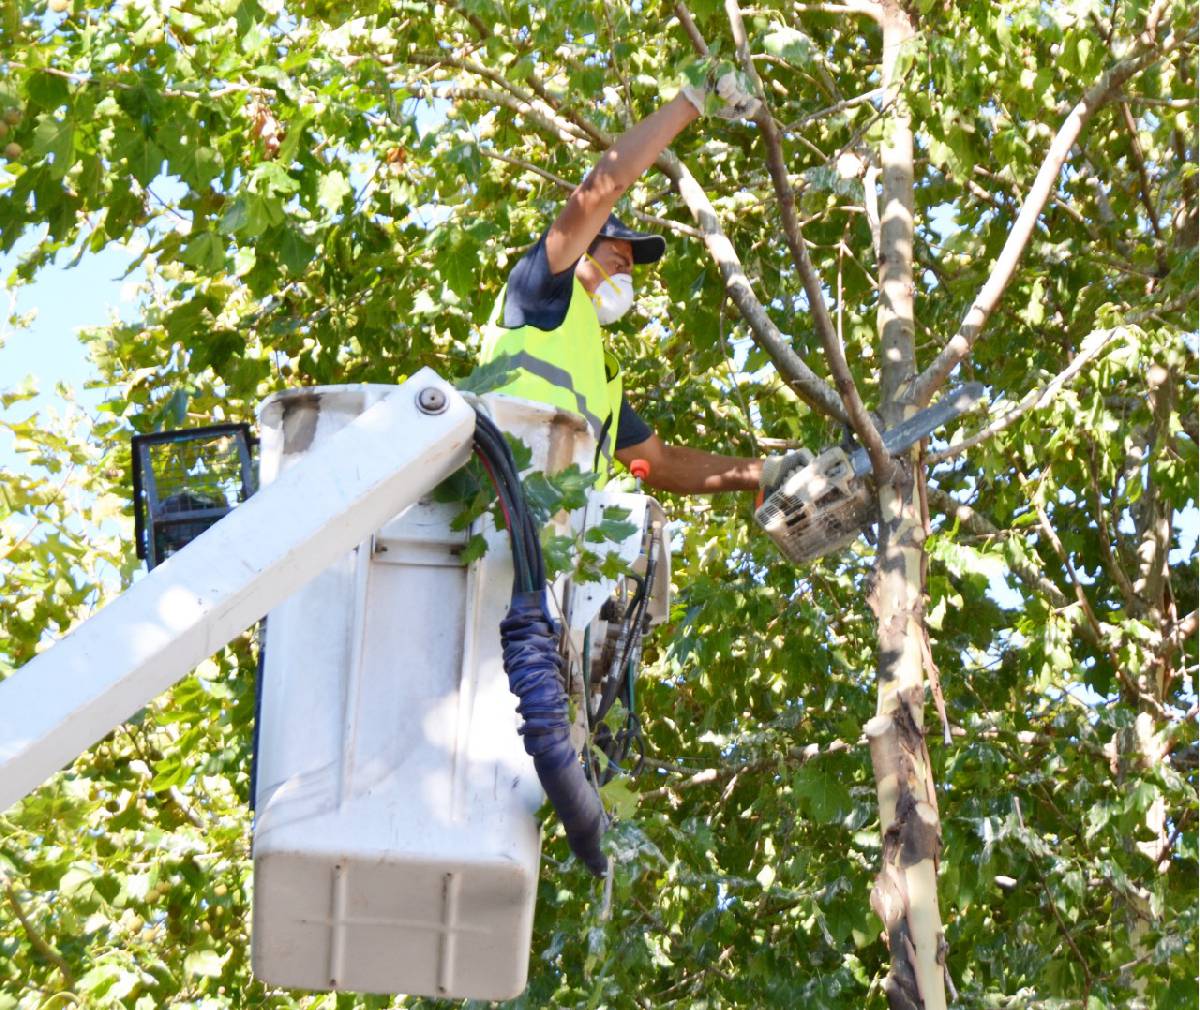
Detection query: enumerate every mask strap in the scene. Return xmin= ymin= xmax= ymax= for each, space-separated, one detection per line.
xmin=585 ymin=252 xmax=624 ymax=294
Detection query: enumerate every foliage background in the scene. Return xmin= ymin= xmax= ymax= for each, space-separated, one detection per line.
xmin=1 ymin=0 xmax=1196 ymax=1007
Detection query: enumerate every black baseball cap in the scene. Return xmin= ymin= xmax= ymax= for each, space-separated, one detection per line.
xmin=595 ymin=213 xmax=666 ymax=265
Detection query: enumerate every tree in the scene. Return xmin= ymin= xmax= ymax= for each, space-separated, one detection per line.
xmin=1 ymin=1 xmax=1195 ymax=1008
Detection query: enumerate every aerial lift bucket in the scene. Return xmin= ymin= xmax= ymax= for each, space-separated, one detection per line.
xmin=250 ymin=385 xmax=596 ymax=1001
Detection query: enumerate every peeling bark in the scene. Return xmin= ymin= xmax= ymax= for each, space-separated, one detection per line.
xmin=871 ymin=471 xmax=948 ymax=1010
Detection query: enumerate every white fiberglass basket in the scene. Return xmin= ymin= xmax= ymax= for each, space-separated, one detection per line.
xmin=250 ymin=385 xmax=594 ymax=1001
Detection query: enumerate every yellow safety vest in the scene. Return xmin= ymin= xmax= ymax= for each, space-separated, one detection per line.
xmin=480 ymin=278 xmax=624 ymax=474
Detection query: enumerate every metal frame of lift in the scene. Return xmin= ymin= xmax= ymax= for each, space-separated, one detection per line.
xmin=0 ymin=369 xmax=475 ymax=811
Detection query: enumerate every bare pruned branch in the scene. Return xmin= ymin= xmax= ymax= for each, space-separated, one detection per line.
xmin=1119 ymin=98 xmax=1166 ymax=247
xmin=640 ymin=737 xmax=856 ymax=801
xmin=911 ymin=26 xmax=1197 ymax=406
xmin=656 ymin=151 xmax=849 ymax=421
xmin=435 ymin=84 xmax=593 ymax=149
xmin=792 ymin=0 xmax=883 ymax=21
xmin=784 ymin=88 xmax=884 ymax=132
xmin=927 ymin=327 xmax=1121 ymax=465
xmin=674 ymin=2 xmax=711 ymax=56
xmin=1028 ymin=498 xmax=1170 ymax=718
xmin=1168 ymin=610 xmax=1198 ymax=653
xmin=3 ymin=878 xmax=75 ymax=991
xmin=1083 ymin=438 xmax=1141 ymax=614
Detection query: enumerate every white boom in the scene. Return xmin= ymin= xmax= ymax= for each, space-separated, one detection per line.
xmin=0 ymin=369 xmax=475 ymax=813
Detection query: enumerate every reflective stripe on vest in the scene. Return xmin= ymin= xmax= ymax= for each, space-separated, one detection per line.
xmin=505 ymin=350 xmax=608 ymax=454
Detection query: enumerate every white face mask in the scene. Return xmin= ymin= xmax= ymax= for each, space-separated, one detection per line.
xmin=592 ymin=273 xmax=634 ymax=325
xmin=586 ymin=255 xmax=635 ymax=325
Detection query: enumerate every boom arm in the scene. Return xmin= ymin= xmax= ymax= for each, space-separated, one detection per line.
xmin=0 ymin=369 xmax=475 ymax=812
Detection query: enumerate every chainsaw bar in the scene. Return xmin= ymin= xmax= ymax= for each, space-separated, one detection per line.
xmin=845 ymin=382 xmax=985 ymax=477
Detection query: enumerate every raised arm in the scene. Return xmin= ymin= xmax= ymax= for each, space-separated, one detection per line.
xmin=544 ymin=95 xmax=700 ymax=274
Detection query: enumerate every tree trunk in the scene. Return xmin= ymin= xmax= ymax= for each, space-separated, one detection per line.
xmin=868 ymin=473 xmax=947 ymax=1010
xmin=1122 ymin=359 xmax=1176 ymax=1005
xmin=868 ymin=5 xmax=949 ymax=1009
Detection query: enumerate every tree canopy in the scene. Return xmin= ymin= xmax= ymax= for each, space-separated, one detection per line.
xmin=1 ymin=1 xmax=1196 ymax=1008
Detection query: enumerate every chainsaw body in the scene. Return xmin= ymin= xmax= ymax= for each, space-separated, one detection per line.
xmin=754 ymin=446 xmax=876 ymax=565
xmin=754 ymin=383 xmax=986 ymax=565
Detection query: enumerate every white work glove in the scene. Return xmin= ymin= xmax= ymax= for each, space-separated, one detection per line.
xmin=759 ymin=448 xmax=814 ymax=498
xmin=680 ymin=65 xmax=761 ymax=121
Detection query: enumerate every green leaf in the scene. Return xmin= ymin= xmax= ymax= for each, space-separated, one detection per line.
xmin=584 ymin=514 xmax=638 ymax=545
xmin=183 ymin=949 xmax=226 ymax=978
xmin=460 ymin=533 xmax=488 ymax=564
xmin=180 ymin=231 xmax=226 ymax=273
xmin=59 ymin=864 xmax=94 ymax=897
xmin=31 ymin=115 xmax=74 ymax=178
xmin=793 ymin=765 xmax=852 ymax=823
xmin=317 ymin=169 xmax=352 ymax=213
xmin=77 ymin=963 xmax=125 ymax=996
xmin=185 ymin=145 xmax=223 ymax=188
xmin=25 ymin=70 xmax=70 ymax=108
xmin=458 ymin=355 xmax=518 ymax=394
xmin=601 ymin=777 xmax=639 ymax=820
xmin=763 ymin=26 xmax=814 ymax=67
xmin=540 ymin=529 xmax=576 ymax=579
xmin=114 ymin=131 xmax=164 ymax=186
xmin=277 ymin=228 xmax=315 ymax=274
xmin=219 ymin=192 xmax=280 ymax=238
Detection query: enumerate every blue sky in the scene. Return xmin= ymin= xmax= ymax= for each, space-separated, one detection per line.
xmin=0 ymin=234 xmax=135 ymax=474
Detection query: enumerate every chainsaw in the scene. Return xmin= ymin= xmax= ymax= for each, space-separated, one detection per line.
xmin=755 ymin=383 xmax=985 ymax=565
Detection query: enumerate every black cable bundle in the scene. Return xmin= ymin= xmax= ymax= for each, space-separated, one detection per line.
xmin=471 ymin=413 xmax=544 ymax=595
xmin=587 ymin=541 xmax=656 ymax=785
xmin=471 ymin=410 xmax=609 ymax=877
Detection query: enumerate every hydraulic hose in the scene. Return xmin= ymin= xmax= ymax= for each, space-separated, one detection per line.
xmin=499 ymin=592 xmax=608 ymax=877
xmin=471 ymin=407 xmax=608 ymax=877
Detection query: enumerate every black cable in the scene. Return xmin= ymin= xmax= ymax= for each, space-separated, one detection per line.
xmin=474 ymin=445 xmax=530 ymax=592
xmin=473 ymin=416 xmax=544 ymax=591
xmin=472 ymin=414 xmax=539 ymax=593
xmin=591 ymin=574 xmax=644 ymax=725
xmin=471 ymin=405 xmax=609 ymax=875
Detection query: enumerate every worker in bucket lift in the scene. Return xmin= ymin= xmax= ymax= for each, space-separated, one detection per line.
xmin=480 ymin=73 xmax=807 ymax=499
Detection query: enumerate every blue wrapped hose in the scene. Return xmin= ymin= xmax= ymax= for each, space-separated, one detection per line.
xmin=500 ymin=590 xmax=608 ymax=877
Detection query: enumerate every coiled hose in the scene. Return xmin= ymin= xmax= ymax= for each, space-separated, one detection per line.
xmin=472 ymin=409 xmax=608 ymax=877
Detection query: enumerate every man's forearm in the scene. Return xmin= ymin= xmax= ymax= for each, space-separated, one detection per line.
xmin=619 ymin=440 xmax=761 ymax=495
xmin=587 ymin=94 xmax=699 ymax=196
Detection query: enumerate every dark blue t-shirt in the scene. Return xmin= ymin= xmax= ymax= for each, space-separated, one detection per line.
xmin=503 ymin=232 xmax=653 ymax=452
